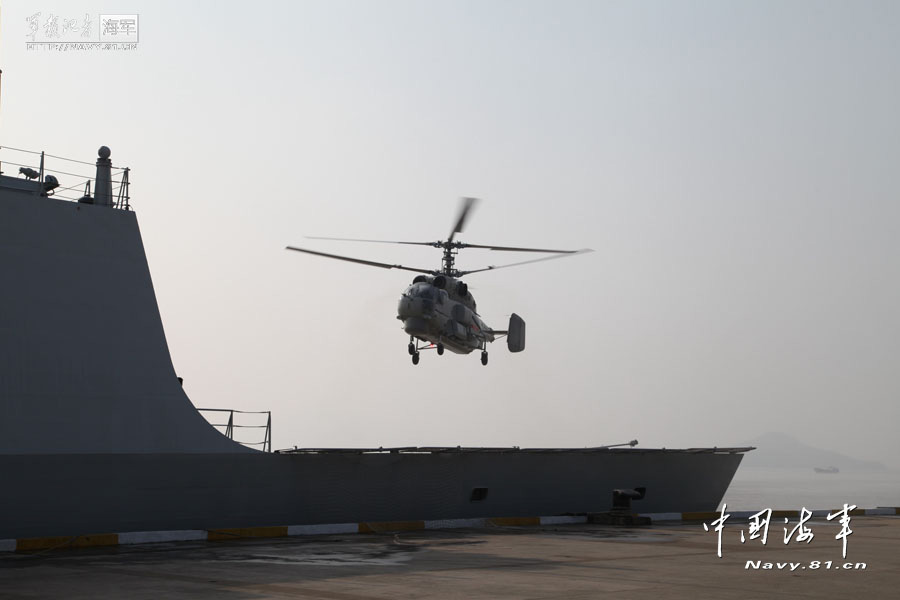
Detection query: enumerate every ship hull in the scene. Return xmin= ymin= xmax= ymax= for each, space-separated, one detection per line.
xmin=0 ymin=449 xmax=743 ymax=538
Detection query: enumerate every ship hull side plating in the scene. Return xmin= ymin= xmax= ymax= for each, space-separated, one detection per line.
xmin=0 ymin=194 xmax=245 ymax=454
xmin=0 ymin=451 xmax=743 ymax=538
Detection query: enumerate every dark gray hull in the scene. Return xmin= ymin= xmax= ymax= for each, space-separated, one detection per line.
xmin=0 ymin=449 xmax=743 ymax=539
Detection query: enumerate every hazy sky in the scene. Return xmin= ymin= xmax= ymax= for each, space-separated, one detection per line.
xmin=1 ymin=1 xmax=898 ymax=463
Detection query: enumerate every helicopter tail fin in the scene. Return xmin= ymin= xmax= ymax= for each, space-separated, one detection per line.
xmin=507 ymin=313 xmax=525 ymax=353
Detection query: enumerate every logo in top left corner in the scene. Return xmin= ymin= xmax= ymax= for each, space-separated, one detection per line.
xmin=25 ymin=12 xmax=140 ymax=46
xmin=100 ymin=15 xmax=139 ymax=43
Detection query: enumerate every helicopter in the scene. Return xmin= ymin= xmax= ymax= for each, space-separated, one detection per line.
xmin=286 ymin=197 xmax=591 ymax=365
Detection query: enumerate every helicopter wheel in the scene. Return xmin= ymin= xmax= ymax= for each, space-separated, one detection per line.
xmin=408 ymin=342 xmax=416 ymax=355
xmin=437 ymin=343 xmax=444 ymax=356
xmin=412 ymin=352 xmax=420 ymax=365
xmin=481 ymin=351 xmax=488 ymax=366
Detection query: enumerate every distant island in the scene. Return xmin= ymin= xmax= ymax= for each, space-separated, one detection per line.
xmin=740 ymin=432 xmax=886 ymax=471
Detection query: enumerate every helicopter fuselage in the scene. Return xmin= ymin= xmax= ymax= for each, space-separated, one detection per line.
xmin=397 ymin=275 xmax=494 ymax=354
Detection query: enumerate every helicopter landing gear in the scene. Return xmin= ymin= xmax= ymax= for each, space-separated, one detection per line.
xmin=437 ymin=343 xmax=444 ymax=356
xmin=409 ymin=336 xmax=423 ymax=365
xmin=481 ymin=351 xmax=488 ymax=366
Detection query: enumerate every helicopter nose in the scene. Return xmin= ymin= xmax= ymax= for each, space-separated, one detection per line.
xmin=398 ymin=295 xmax=430 ymax=336
xmin=398 ymin=295 xmax=420 ymax=320
xmin=402 ymin=317 xmax=429 ymax=337
xmin=398 ymin=295 xmax=434 ymax=320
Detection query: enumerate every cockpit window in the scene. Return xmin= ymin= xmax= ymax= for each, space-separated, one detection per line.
xmin=406 ymin=283 xmax=434 ymax=299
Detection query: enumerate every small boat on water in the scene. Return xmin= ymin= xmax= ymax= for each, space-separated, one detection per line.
xmin=814 ymin=466 xmax=840 ymax=474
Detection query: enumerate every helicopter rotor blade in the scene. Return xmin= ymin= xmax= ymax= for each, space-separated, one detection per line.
xmin=457 ymin=248 xmax=594 ymax=276
xmin=285 ymin=246 xmax=436 ymax=275
xmin=448 ymin=197 xmax=478 ymax=243
xmin=459 ymin=243 xmax=579 ymax=253
xmin=306 ymin=236 xmax=439 ymax=247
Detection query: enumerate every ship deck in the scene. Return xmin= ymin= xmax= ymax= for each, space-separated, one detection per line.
xmin=275 ymin=446 xmax=755 ymax=454
xmin=3 ymin=515 xmax=897 ymax=599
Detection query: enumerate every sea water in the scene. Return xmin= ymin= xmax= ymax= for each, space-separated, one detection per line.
xmin=720 ymin=466 xmax=900 ymax=511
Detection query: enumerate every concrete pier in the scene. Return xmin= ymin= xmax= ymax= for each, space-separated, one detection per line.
xmin=2 ymin=516 xmax=897 ymax=599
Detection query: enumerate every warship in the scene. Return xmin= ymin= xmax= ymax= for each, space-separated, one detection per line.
xmin=0 ymin=145 xmax=750 ymax=541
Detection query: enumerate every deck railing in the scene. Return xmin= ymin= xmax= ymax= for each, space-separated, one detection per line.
xmin=197 ymin=408 xmax=272 ymax=453
xmin=0 ymin=145 xmax=131 ymax=209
